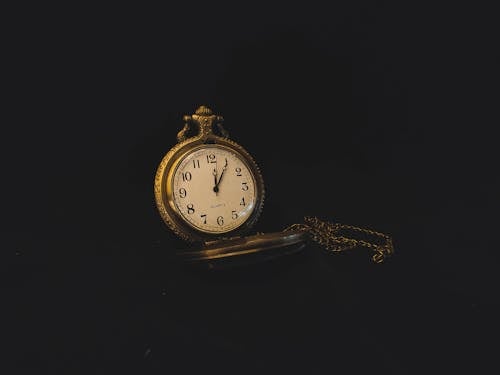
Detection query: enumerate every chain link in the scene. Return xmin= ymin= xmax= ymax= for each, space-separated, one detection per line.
xmin=285 ymin=217 xmax=394 ymax=263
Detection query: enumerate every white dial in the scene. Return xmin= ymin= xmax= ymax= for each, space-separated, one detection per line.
xmin=171 ymin=145 xmax=257 ymax=233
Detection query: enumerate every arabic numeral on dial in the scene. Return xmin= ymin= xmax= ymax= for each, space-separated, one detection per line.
xmin=182 ymin=172 xmax=192 ymax=182
xmin=240 ymin=197 xmax=246 ymax=206
xmin=231 ymin=210 xmax=238 ymax=220
xmin=217 ymin=216 xmax=224 ymax=226
xmin=179 ymin=188 xmax=187 ymax=198
xmin=241 ymin=182 xmax=249 ymax=191
xmin=206 ymin=154 xmax=216 ymax=163
xmin=192 ymin=159 xmax=200 ymax=168
xmin=187 ymin=203 xmax=195 ymax=214
xmin=200 ymin=214 xmax=207 ymax=224
xmin=235 ymin=167 xmax=242 ymax=176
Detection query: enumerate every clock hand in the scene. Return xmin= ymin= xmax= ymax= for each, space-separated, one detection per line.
xmin=213 ymin=167 xmax=219 ymax=193
xmin=215 ymin=158 xmax=228 ymax=190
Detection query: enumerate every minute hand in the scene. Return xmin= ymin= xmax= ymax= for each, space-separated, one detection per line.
xmin=215 ymin=158 xmax=228 ymax=188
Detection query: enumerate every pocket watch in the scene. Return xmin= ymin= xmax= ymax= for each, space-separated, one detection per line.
xmin=154 ymin=105 xmax=266 ymax=241
xmin=154 ymin=106 xmax=394 ymax=268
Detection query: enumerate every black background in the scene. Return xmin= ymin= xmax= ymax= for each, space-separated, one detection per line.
xmin=3 ymin=2 xmax=499 ymax=374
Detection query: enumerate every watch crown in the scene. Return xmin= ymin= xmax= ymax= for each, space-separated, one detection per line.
xmin=176 ymin=105 xmax=228 ymax=141
xmin=195 ymin=105 xmax=213 ymax=116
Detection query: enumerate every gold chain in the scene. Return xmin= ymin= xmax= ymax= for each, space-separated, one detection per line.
xmin=285 ymin=217 xmax=394 ymax=263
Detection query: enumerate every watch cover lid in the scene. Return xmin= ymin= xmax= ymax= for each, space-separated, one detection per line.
xmin=176 ymin=230 xmax=307 ymax=269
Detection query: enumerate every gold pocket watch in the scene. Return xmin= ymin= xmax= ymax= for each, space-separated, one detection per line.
xmin=155 ymin=106 xmax=394 ymax=268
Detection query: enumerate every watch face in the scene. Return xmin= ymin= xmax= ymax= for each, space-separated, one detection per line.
xmin=170 ymin=144 xmax=257 ymax=234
